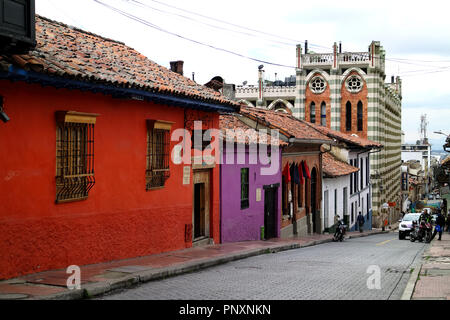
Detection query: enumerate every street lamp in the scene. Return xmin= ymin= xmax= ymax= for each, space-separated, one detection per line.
xmin=435 ymin=131 xmax=450 ymax=152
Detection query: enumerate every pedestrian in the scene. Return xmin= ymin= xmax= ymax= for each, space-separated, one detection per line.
xmin=446 ymin=214 xmax=450 ymax=233
xmin=357 ymin=212 xmax=365 ymax=233
xmin=334 ymin=214 xmax=340 ymax=226
xmin=430 ymin=210 xmax=445 ymax=241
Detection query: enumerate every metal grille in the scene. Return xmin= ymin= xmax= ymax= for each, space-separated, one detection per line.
xmin=146 ymin=127 xmax=170 ymax=189
xmin=56 ymin=122 xmax=95 ymax=203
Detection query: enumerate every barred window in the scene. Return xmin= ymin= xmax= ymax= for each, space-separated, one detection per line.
xmin=146 ymin=120 xmax=173 ymax=190
xmin=55 ymin=111 xmax=98 ymax=203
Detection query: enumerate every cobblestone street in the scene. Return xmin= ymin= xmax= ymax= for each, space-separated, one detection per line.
xmin=100 ymin=233 xmax=427 ymax=300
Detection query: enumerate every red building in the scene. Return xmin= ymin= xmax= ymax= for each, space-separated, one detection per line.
xmin=0 ymin=16 xmax=238 ymax=279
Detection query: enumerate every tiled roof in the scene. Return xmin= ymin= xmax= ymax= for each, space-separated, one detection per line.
xmin=239 ymin=106 xmax=332 ymax=142
xmin=304 ymin=122 xmax=383 ymax=149
xmin=0 ymin=15 xmax=238 ymax=108
xmin=219 ymin=114 xmax=287 ymax=146
xmin=322 ymin=153 xmax=359 ymax=178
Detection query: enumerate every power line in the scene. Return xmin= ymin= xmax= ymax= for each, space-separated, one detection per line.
xmin=93 ymin=0 xmax=297 ymax=69
xmin=89 ymin=0 xmax=450 ymax=76
xmin=128 ymin=0 xmax=329 ymax=50
xmin=121 ymin=0 xmax=296 ymax=47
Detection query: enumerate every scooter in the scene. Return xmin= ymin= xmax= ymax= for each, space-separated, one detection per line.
xmin=333 ymin=220 xmax=347 ymax=242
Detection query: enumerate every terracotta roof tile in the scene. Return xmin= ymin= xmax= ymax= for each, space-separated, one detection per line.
xmin=323 ymin=153 xmax=359 ymax=178
xmin=219 ymin=114 xmax=286 ymax=146
xmin=239 ymin=106 xmax=332 ymax=142
xmin=303 ymin=122 xmax=383 ymax=148
xmin=0 ymin=15 xmax=238 ymax=108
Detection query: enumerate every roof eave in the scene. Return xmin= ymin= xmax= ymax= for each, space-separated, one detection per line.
xmin=1 ymin=67 xmax=239 ymax=113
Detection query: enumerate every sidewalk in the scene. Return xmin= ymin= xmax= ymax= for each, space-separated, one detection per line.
xmin=0 ymin=229 xmax=388 ymax=300
xmin=408 ymin=231 xmax=450 ymax=300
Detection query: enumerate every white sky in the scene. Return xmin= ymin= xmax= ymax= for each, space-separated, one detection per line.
xmin=36 ymin=0 xmax=450 ymax=150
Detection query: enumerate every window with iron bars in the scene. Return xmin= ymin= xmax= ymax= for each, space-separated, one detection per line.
xmin=146 ymin=120 xmax=173 ymax=190
xmin=55 ymin=111 xmax=97 ymax=203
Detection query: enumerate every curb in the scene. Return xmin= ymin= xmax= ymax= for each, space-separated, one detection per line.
xmin=33 ymin=230 xmax=390 ymax=300
xmin=401 ymin=264 xmax=422 ymax=300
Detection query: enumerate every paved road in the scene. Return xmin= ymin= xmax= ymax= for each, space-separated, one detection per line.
xmin=99 ymin=233 xmax=428 ymax=300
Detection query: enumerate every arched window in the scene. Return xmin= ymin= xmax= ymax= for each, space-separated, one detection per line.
xmin=310 ymin=102 xmax=316 ymax=123
xmin=345 ymin=101 xmax=352 ymax=131
xmin=357 ymin=101 xmax=363 ymax=131
xmin=320 ymin=102 xmax=326 ymax=126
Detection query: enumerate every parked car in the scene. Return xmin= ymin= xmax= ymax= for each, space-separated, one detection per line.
xmin=432 ymin=214 xmax=438 ymax=225
xmin=399 ymin=213 xmax=421 ymax=240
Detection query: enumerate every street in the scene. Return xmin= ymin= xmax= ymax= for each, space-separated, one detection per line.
xmin=99 ymin=233 xmax=428 ymax=300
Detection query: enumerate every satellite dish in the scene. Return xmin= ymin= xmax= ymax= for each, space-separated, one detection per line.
xmin=258 ymin=65 xmax=264 ymax=70
xmin=243 ymin=81 xmax=247 ymax=86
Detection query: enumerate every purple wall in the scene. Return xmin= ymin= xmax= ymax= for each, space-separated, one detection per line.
xmin=220 ymin=145 xmax=282 ymax=243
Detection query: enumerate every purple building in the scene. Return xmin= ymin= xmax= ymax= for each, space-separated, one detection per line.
xmin=219 ymin=114 xmax=283 ymax=243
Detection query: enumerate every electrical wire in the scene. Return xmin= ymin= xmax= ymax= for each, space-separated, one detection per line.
xmin=92 ymin=0 xmax=297 ymax=69
xmin=123 ymin=0 xmax=297 ymax=47
xmin=92 ymin=0 xmax=450 ymax=76
xmin=126 ymin=0 xmax=330 ymax=50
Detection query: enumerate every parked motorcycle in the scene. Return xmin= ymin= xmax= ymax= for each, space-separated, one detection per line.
xmin=333 ymin=220 xmax=347 ymax=242
xmin=410 ymin=220 xmax=419 ymax=242
xmin=410 ymin=220 xmax=432 ymax=243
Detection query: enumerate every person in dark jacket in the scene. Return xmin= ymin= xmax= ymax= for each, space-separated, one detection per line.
xmin=357 ymin=212 xmax=365 ymax=233
xmin=431 ymin=211 xmax=445 ymax=241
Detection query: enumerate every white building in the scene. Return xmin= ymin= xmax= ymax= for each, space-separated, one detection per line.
xmin=309 ymin=124 xmax=382 ymax=232
xmin=233 ymin=41 xmax=401 ymax=227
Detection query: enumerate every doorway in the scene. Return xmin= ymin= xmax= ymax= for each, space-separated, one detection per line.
xmin=264 ymin=184 xmax=279 ymax=240
xmin=193 ymin=170 xmax=210 ymax=242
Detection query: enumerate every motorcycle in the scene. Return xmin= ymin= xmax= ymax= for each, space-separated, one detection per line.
xmin=410 ymin=220 xmax=432 ymax=243
xmin=333 ymin=220 xmax=347 ymax=242
xmin=410 ymin=220 xmax=419 ymax=242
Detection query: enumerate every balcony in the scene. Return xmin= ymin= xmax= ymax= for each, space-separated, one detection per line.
xmin=302 ymin=52 xmax=372 ymax=68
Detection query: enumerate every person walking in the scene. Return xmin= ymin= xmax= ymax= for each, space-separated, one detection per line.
xmin=431 ymin=210 xmax=445 ymax=241
xmin=446 ymin=213 xmax=450 ymax=233
xmin=357 ymin=212 xmax=365 ymax=233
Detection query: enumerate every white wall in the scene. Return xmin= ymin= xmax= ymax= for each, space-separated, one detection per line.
xmin=322 ymin=175 xmax=349 ymax=231
xmin=402 ymin=151 xmax=424 ymax=169
xmin=348 ymin=151 xmax=372 ymax=230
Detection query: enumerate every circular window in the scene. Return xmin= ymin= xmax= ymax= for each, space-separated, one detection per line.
xmin=346 ymin=75 xmax=363 ymax=93
xmin=309 ymin=76 xmax=326 ymax=94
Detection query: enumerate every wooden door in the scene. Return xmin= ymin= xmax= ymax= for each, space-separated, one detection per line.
xmin=193 ymin=170 xmax=210 ymax=241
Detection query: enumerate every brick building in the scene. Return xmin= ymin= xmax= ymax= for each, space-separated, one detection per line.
xmin=233 ymin=41 xmax=402 ymax=227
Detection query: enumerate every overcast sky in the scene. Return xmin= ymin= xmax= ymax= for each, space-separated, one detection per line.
xmin=36 ymin=0 xmax=450 ymax=151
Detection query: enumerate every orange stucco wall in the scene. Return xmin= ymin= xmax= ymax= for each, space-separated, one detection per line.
xmin=0 ymin=80 xmax=220 ymax=279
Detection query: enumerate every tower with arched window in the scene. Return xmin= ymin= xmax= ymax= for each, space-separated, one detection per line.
xmin=233 ymin=41 xmax=402 ymax=228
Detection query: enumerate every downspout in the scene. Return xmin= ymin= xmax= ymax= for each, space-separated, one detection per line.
xmin=318 ymin=142 xmax=334 ymax=233
xmin=367 ymin=147 xmax=383 ymax=227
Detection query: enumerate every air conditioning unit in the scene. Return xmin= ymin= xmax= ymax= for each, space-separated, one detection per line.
xmin=0 ymin=0 xmax=36 ymax=54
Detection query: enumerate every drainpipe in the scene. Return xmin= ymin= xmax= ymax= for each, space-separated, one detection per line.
xmin=319 ymin=143 xmax=334 ymax=234
xmin=368 ymin=147 xmax=383 ymax=228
